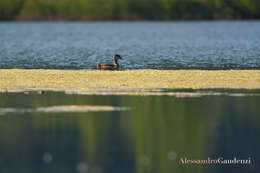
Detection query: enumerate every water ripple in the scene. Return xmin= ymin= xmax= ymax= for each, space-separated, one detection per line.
xmin=0 ymin=21 xmax=260 ymax=70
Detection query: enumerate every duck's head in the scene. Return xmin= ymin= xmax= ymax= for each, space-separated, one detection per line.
xmin=114 ymin=54 xmax=122 ymax=60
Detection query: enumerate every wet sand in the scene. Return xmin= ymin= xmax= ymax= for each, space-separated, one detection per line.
xmin=1 ymin=69 xmax=260 ymax=94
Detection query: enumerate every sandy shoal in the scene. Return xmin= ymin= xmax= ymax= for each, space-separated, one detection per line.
xmin=1 ymin=69 xmax=260 ymax=93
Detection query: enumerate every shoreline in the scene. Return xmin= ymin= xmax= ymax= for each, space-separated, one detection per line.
xmin=1 ymin=69 xmax=260 ymax=94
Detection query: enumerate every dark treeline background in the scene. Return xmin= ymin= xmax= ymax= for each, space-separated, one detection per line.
xmin=0 ymin=0 xmax=260 ymax=21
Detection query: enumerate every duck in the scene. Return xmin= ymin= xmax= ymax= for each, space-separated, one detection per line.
xmin=92 ymin=54 xmax=122 ymax=70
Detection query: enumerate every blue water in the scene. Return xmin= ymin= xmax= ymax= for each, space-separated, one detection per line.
xmin=0 ymin=21 xmax=260 ymax=69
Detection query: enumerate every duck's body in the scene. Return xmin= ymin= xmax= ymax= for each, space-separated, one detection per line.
xmin=92 ymin=54 xmax=122 ymax=70
xmin=94 ymin=63 xmax=119 ymax=70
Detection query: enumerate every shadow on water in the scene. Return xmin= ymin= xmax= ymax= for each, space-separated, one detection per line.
xmin=0 ymin=92 xmax=259 ymax=173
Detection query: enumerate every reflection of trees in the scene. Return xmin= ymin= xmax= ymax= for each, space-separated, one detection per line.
xmin=0 ymin=93 xmax=259 ymax=173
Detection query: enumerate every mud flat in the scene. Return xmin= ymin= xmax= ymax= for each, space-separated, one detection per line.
xmin=1 ymin=69 xmax=260 ymax=95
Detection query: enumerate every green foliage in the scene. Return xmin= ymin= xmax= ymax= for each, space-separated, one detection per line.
xmin=0 ymin=0 xmax=26 ymax=20
xmin=0 ymin=0 xmax=259 ymax=20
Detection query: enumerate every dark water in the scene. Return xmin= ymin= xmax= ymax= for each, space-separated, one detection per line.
xmin=0 ymin=21 xmax=260 ymax=70
xmin=0 ymin=92 xmax=259 ymax=173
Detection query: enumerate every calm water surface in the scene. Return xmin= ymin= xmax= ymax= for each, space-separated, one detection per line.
xmin=0 ymin=92 xmax=259 ymax=173
xmin=0 ymin=21 xmax=260 ymax=69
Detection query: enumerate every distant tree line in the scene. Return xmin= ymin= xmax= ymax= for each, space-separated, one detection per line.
xmin=0 ymin=0 xmax=260 ymax=20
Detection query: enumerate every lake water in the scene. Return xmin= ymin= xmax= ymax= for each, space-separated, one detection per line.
xmin=0 ymin=91 xmax=259 ymax=173
xmin=1 ymin=21 xmax=260 ymax=173
xmin=0 ymin=21 xmax=260 ymax=69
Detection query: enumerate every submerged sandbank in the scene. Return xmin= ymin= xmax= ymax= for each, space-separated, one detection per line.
xmin=0 ymin=69 xmax=260 ymax=94
xmin=0 ymin=105 xmax=129 ymax=115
